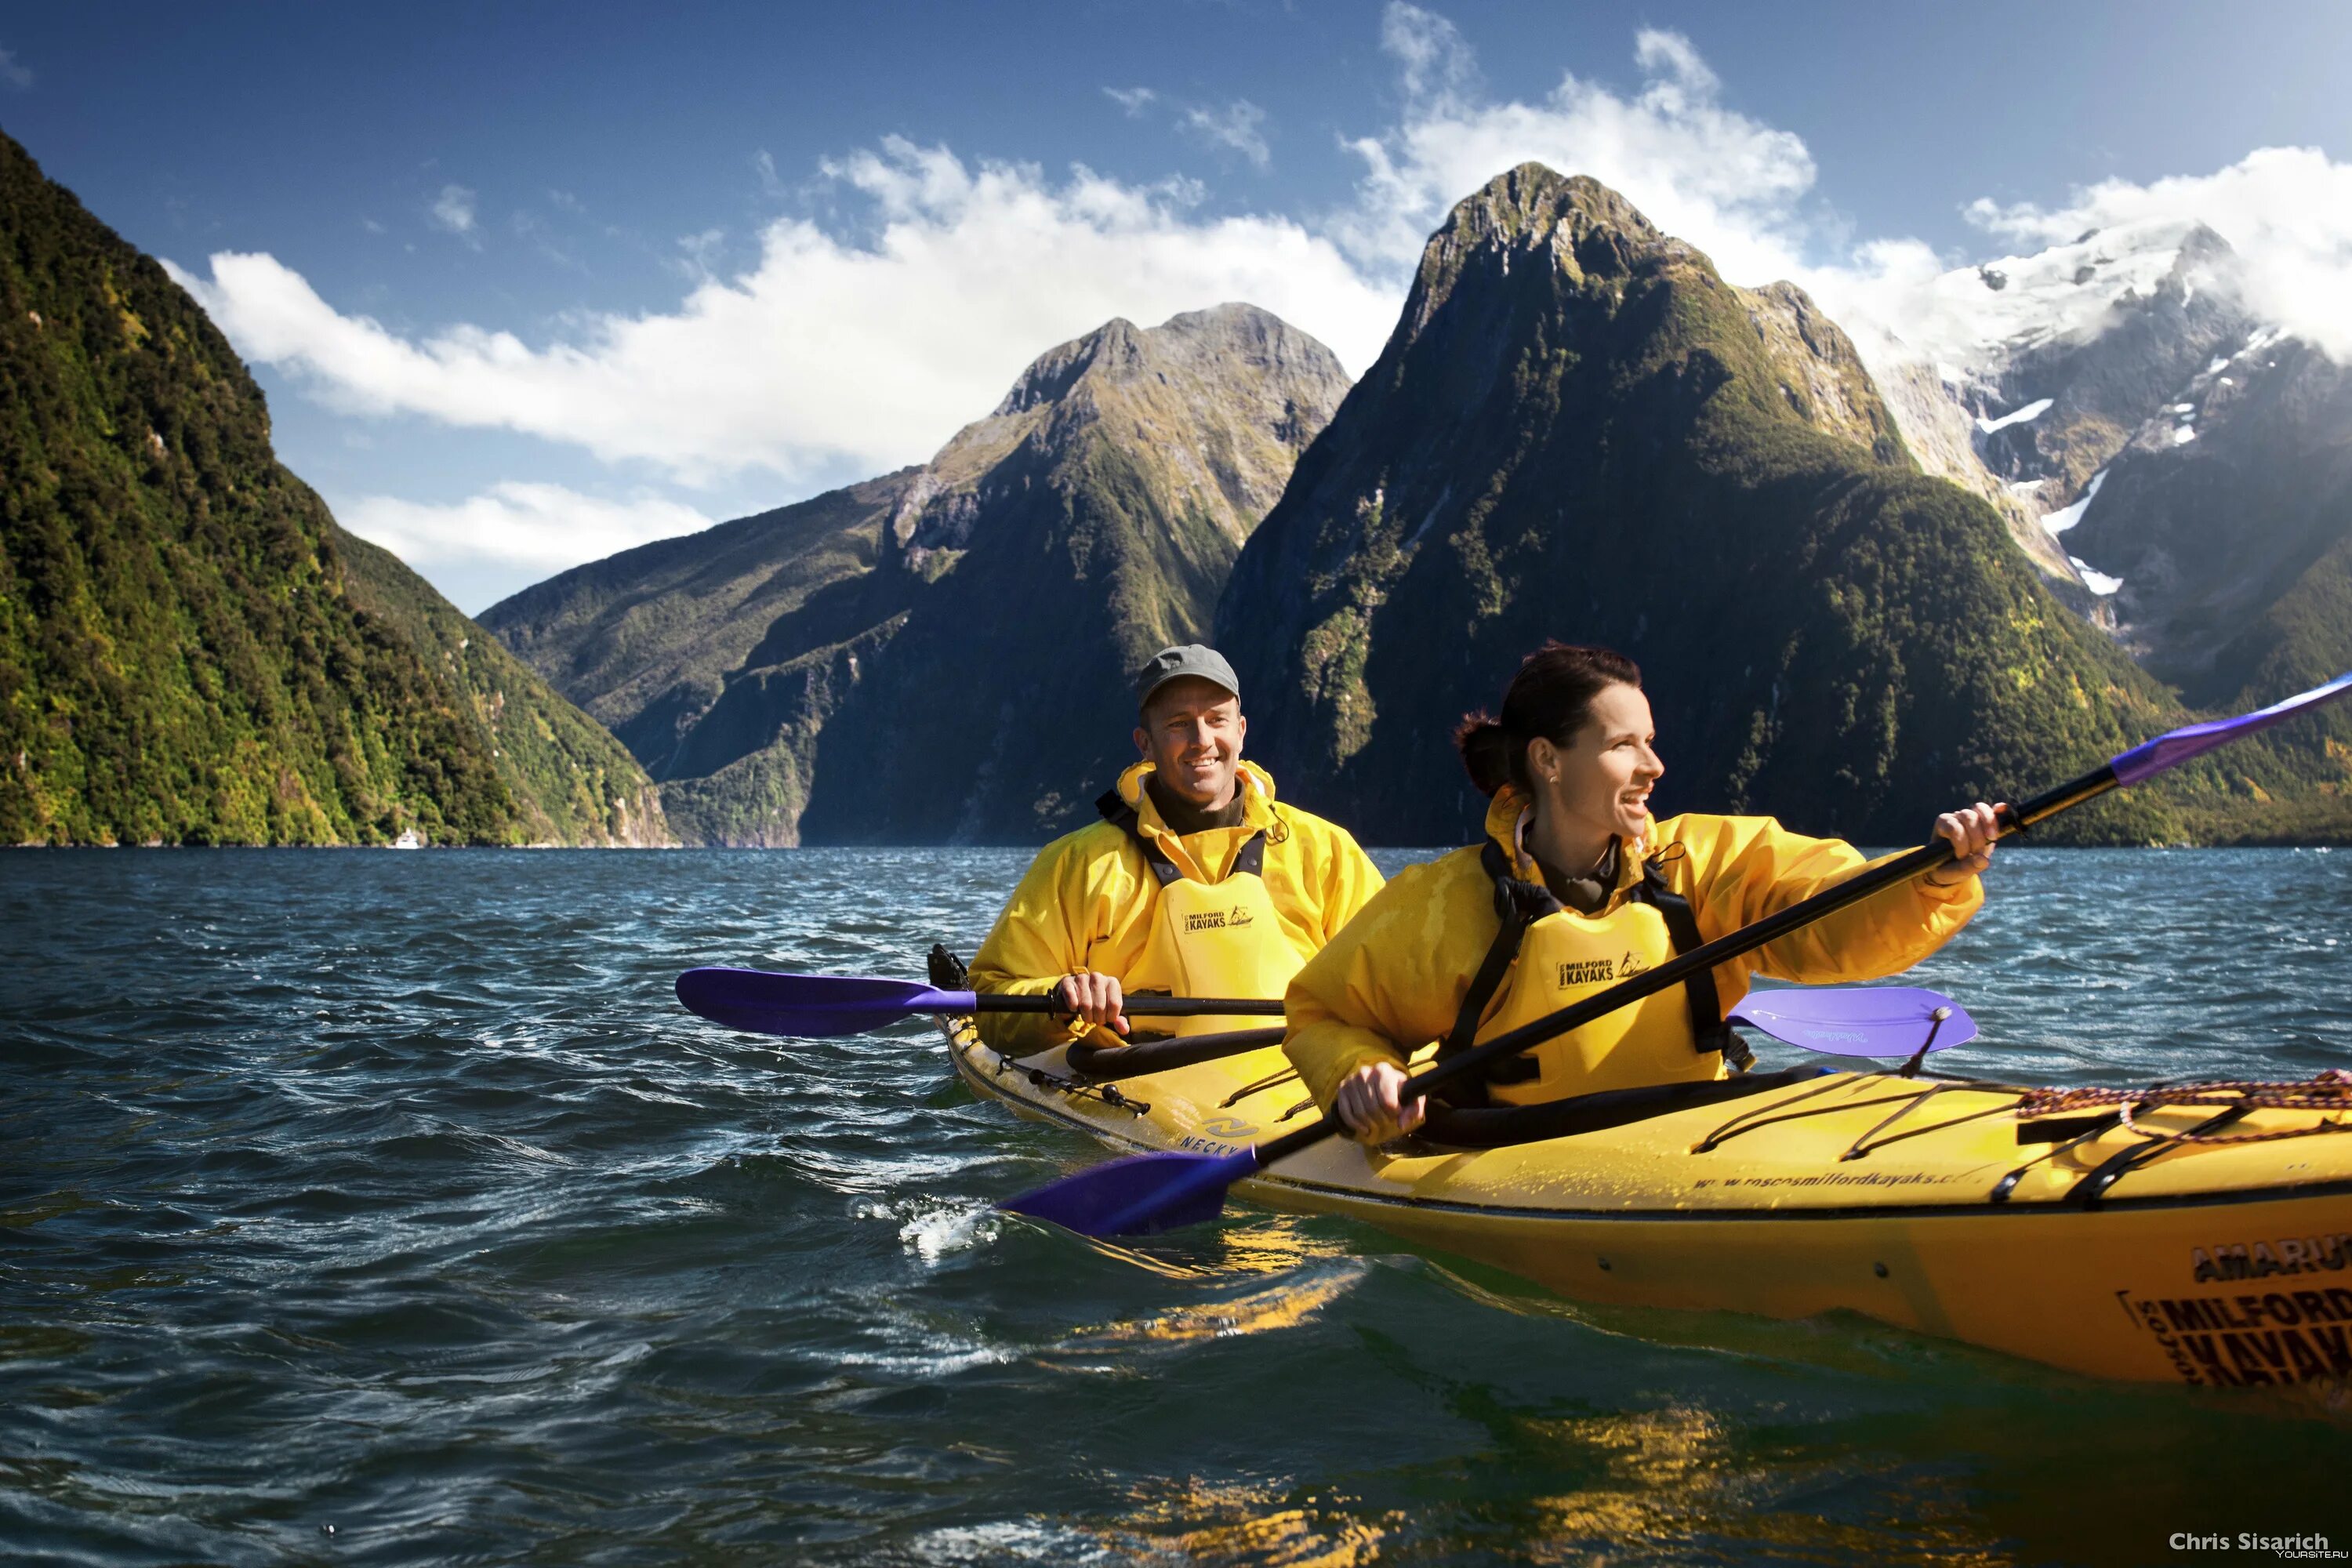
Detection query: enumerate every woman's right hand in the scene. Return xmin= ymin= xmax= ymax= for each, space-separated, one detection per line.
xmin=1334 ymin=1062 xmax=1425 ymax=1143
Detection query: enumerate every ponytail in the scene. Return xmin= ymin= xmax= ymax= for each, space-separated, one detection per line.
xmin=1452 ymin=713 xmax=1517 ymax=797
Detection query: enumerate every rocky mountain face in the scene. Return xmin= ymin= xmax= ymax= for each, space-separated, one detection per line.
xmin=481 ymin=474 xmax=913 ymax=846
xmin=2059 ymin=337 xmax=2352 ymax=836
xmin=2063 ymin=334 xmax=2349 ymax=695
xmin=1877 ymin=222 xmax=2352 ymax=832
xmin=0 ymin=131 xmax=664 ymax=847
xmin=485 ymin=304 xmax=1351 ymax=844
xmin=1216 ymin=165 xmax=2205 ymax=846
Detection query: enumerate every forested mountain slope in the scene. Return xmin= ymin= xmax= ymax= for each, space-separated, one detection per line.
xmin=1216 ymin=166 xmax=2277 ymax=845
xmin=0 ymin=129 xmax=663 ymax=845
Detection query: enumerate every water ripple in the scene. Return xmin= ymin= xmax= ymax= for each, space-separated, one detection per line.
xmin=2 ymin=845 xmax=2347 ymax=1563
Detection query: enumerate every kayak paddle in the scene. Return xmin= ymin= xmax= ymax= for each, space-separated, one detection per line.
xmin=1000 ymin=667 xmax=2352 ymax=1238
xmin=1727 ymin=986 xmax=1975 ymax=1060
xmin=676 ymin=967 xmax=1282 ymax=1039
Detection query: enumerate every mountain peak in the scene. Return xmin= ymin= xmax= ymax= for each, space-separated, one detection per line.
xmin=916 ymin=304 xmax=1348 ymax=555
xmin=1405 ymin=165 xmax=1668 ymax=324
xmin=991 ymin=302 xmax=1330 ymax=417
xmin=1871 ymin=212 xmax=2259 ymax=603
xmin=1385 ymin=166 xmax=1753 ymax=363
xmin=1915 ymin=217 xmax=2245 ymax=375
xmin=1448 ymin=163 xmax=1661 ymax=245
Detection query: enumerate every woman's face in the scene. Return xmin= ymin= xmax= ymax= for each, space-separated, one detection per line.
xmin=1527 ymin=682 xmax=1663 ymax=844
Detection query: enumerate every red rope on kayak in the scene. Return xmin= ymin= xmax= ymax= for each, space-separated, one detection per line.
xmin=2011 ymin=1075 xmax=2352 ymax=1145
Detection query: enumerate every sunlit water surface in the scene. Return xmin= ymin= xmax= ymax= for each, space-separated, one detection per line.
xmin=4 ymin=847 xmax=2350 ymax=1565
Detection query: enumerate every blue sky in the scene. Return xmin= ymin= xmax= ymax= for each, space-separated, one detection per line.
xmin=6 ymin=1 xmax=2351 ymax=610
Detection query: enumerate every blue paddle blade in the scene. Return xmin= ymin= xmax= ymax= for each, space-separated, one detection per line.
xmin=2111 ymin=668 xmax=2352 ymax=786
xmin=999 ymin=1148 xmax=1259 ymax=1237
xmin=675 ymin=968 xmax=973 ymax=1037
xmin=1729 ymin=985 xmax=1976 ymax=1059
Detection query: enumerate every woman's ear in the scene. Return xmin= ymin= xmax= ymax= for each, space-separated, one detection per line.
xmin=1526 ymin=735 xmax=1559 ymax=786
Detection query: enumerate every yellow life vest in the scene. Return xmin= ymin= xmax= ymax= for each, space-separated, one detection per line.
xmin=1096 ymin=790 xmax=1315 ymax=1037
xmin=1444 ymin=842 xmax=1738 ymax=1105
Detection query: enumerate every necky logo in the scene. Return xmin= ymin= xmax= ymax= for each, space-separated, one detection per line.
xmin=1618 ymin=950 xmax=1650 ymax=978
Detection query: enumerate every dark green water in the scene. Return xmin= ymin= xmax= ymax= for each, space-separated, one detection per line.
xmin=4 ymin=847 xmax=2350 ymax=1566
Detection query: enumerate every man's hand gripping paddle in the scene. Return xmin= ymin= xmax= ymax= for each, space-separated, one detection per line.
xmin=675 ymin=967 xmax=1282 ymax=1039
xmin=998 ymin=670 xmax=2352 ymax=1239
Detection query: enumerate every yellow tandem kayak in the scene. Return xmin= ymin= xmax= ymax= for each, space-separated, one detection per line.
xmin=943 ymin=1013 xmax=2352 ymax=1387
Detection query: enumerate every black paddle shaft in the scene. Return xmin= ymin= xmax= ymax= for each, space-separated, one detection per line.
xmin=971 ymin=993 xmax=1286 ymax=1017
xmin=1244 ymin=764 xmax=2118 ymax=1170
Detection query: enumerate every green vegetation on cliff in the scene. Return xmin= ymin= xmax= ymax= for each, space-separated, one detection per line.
xmin=337 ymin=533 xmax=665 ymax=845
xmin=1219 ymin=166 xmax=2297 ymax=846
xmin=0 ymin=129 xmax=663 ymax=845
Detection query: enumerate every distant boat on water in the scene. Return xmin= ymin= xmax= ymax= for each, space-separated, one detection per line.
xmin=392 ymin=829 xmax=423 ymax=850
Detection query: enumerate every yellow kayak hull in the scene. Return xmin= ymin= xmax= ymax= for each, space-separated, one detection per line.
xmin=945 ymin=1018 xmax=2352 ymax=1385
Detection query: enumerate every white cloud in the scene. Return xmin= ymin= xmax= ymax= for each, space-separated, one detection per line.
xmin=430 ymin=183 xmax=477 ymax=236
xmin=162 ymin=2 xmax=2352 ymax=608
xmin=339 ymin=483 xmax=715 ymax=609
xmin=1104 ymin=85 xmax=1156 ymax=117
xmin=168 ymin=140 xmax=1396 ymax=488
xmin=1631 ymin=28 xmax=1718 ymax=101
xmin=1181 ymin=100 xmax=1272 ymax=170
xmin=1328 ymin=7 xmax=1816 ymax=286
xmin=168 ymin=11 xmax=1829 ymax=504
xmin=1381 ymin=3 xmax=1475 ymax=108
xmin=0 ymin=46 xmax=30 ymax=89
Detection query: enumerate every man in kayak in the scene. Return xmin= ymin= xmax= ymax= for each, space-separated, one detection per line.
xmin=1284 ymin=642 xmax=2002 ymax=1142
xmin=970 ymin=644 xmax=1385 ymax=1054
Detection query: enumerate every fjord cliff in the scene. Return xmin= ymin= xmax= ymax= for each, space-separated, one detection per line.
xmin=488 ymin=304 xmax=1350 ymax=844
xmin=0 ymin=131 xmax=664 ymax=845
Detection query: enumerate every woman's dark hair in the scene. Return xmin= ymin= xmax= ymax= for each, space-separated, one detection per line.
xmin=1454 ymin=643 xmax=1643 ymax=797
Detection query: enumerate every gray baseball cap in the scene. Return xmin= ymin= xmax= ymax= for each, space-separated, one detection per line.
xmin=1135 ymin=644 xmax=1240 ymax=710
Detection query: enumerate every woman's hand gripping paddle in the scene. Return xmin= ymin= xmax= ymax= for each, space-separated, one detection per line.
xmin=998 ymin=668 xmax=2352 ymax=1238
xmin=675 ymin=967 xmax=1283 ymax=1039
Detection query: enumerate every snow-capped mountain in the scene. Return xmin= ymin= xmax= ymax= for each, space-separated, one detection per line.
xmin=1864 ymin=221 xmax=2249 ymax=612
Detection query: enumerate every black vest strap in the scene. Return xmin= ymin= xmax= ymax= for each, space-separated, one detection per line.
xmin=1435 ymin=837 xmax=1748 ymax=1102
xmin=1625 ymin=854 xmax=1749 ymax=1069
xmin=1094 ymin=788 xmax=1266 ymax=888
xmin=1430 ymin=842 xmax=1553 ymax=1103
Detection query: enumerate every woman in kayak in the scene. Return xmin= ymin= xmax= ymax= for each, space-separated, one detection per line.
xmin=1283 ymin=642 xmax=2002 ymax=1142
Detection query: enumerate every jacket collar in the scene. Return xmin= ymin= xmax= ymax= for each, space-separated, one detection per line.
xmin=1116 ymin=759 xmax=1279 ymax=876
xmin=1483 ymin=786 xmax=1645 ymax=899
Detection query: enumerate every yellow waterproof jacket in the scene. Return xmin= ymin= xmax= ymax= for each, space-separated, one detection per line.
xmin=1283 ymin=789 xmax=1984 ymax=1110
xmin=970 ymin=760 xmax=1386 ymax=1055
